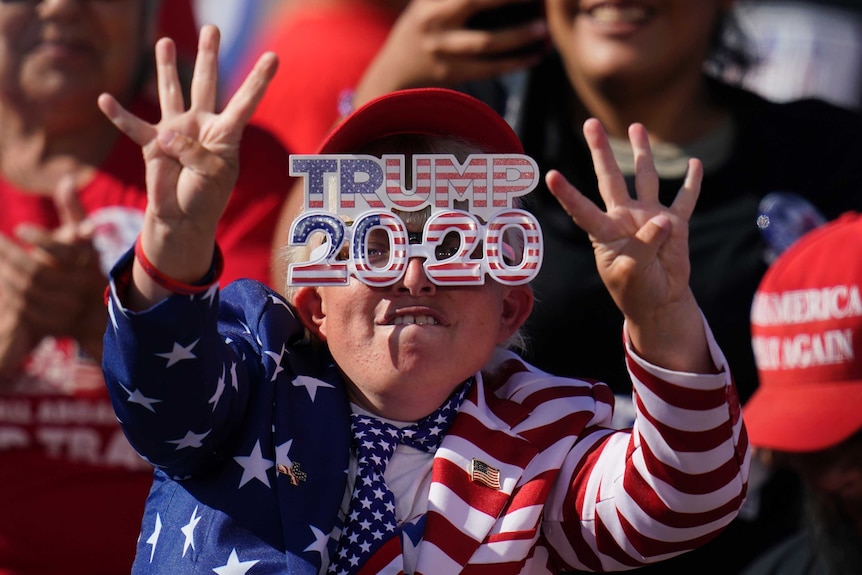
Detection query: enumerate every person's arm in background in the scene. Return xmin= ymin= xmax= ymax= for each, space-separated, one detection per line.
xmin=351 ymin=0 xmax=549 ymax=109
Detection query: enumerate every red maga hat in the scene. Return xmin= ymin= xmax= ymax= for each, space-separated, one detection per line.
xmin=316 ymin=88 xmax=524 ymax=155
xmin=745 ymin=211 xmax=862 ymax=452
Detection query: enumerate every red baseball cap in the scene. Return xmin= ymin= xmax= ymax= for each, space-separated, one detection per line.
xmin=745 ymin=211 xmax=862 ymax=452
xmin=316 ymin=88 xmax=524 ymax=155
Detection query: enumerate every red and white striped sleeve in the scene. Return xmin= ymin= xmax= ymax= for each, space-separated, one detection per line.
xmin=543 ymin=316 xmax=750 ymax=571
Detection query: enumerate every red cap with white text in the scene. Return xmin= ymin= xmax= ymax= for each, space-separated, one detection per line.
xmin=316 ymin=88 xmax=524 ymax=155
xmin=745 ymin=211 xmax=862 ymax=452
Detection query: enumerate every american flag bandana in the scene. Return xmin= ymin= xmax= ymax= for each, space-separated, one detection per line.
xmin=327 ymin=381 xmax=471 ymax=574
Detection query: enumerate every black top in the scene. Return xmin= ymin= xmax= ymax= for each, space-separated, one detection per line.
xmin=505 ymin=57 xmax=862 ymax=404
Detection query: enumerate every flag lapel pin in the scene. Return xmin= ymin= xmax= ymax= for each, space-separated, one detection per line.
xmin=470 ymin=458 xmax=501 ymax=490
xmin=277 ymin=461 xmax=307 ymax=486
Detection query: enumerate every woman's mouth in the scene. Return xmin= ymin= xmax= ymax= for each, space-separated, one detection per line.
xmin=586 ymin=3 xmax=653 ymax=25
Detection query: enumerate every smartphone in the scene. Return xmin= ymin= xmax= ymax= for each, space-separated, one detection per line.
xmin=465 ymin=1 xmax=546 ymax=58
xmin=466 ymin=1 xmax=544 ymax=31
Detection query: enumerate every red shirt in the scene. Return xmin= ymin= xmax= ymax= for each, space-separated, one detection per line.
xmin=235 ymin=1 xmax=399 ymax=154
xmin=0 ymin=98 xmax=292 ymax=575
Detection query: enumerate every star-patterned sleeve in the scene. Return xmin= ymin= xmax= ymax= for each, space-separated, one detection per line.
xmin=102 ymin=248 xmax=307 ymax=478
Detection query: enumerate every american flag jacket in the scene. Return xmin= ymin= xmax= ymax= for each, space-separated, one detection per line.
xmin=103 ymin=249 xmax=749 ymax=574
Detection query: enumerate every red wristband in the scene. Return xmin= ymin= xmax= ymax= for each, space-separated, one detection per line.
xmin=134 ymin=235 xmax=224 ymax=295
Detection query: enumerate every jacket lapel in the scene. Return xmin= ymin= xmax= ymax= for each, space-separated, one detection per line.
xmin=415 ymin=368 xmax=539 ymax=573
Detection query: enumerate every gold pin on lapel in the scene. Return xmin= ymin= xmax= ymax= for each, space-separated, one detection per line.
xmin=277 ymin=461 xmax=308 ymax=486
xmin=471 ymin=458 xmax=501 ymax=490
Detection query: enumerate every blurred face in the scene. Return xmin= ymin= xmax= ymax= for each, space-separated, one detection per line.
xmin=544 ymin=0 xmax=731 ymax=90
xmin=297 ymin=255 xmax=532 ymax=419
xmin=0 ymin=0 xmax=149 ymax=110
xmin=777 ymin=432 xmax=862 ymax=537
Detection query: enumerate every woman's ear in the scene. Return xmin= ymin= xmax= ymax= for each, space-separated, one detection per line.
xmin=497 ymin=284 xmax=534 ymax=345
xmin=293 ymin=286 xmax=328 ymax=342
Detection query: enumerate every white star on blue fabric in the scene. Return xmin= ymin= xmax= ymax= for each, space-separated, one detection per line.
xmin=180 ymin=506 xmax=201 ymax=557
xmin=108 ymin=297 xmax=119 ymax=331
xmin=275 ymin=439 xmax=293 ymax=469
xmin=263 ymin=344 xmax=288 ymax=382
xmin=168 ymin=429 xmax=211 ymax=450
xmin=268 ymin=293 xmax=290 ymax=310
xmin=212 ymin=548 xmax=260 ymax=575
xmin=229 ymin=361 xmax=238 ymax=390
xmin=119 ymin=382 xmax=162 ymax=412
xmin=234 ymin=440 xmax=274 ymax=488
xmin=304 ymin=524 xmax=331 ymax=557
xmin=202 ymin=284 xmax=218 ymax=307
xmin=146 ymin=513 xmax=162 ymax=562
xmin=209 ymin=365 xmax=227 ymax=410
xmin=292 ymin=375 xmax=335 ymax=402
xmin=155 ymin=339 xmax=199 ymax=367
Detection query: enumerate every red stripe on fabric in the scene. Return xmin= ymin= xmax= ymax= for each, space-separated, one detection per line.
xmin=736 ymin=424 xmax=750 ymax=479
xmin=618 ymin=507 xmax=725 ymax=560
xmin=422 ymin=511 xmax=479 ymax=566
xmin=513 ymin=382 xmax=597 ymax=411
xmin=593 ymin=512 xmax=644 ymax=568
xmin=517 ymin=411 xmax=596 ymax=449
xmin=552 ymin=517 xmax=604 ymax=572
xmin=634 ymin=392 xmax=736 ymax=452
xmin=480 ymin=359 xmax=530 ymax=394
xmin=727 ymin=380 xmax=742 ymax=426
xmin=626 ymin=353 xmax=728 ymax=411
xmin=446 ymin=413 xmax=535 ymax=468
xmin=504 ymin=468 xmax=555 ymax=515
xmin=486 ymin=528 xmax=538 ymax=544
xmin=356 ymin=535 xmax=402 ymax=575
xmin=623 ymin=466 xmax=746 ymax=528
xmin=469 ymin=371 xmax=531 ymax=429
xmin=637 ymin=436 xmax=744 ymax=495
xmin=594 ymin=381 xmax=615 ymax=406
xmin=562 ymin=428 xmax=613 ymax=518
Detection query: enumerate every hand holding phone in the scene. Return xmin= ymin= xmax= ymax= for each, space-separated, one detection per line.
xmin=466 ymin=0 xmax=547 ymax=58
xmin=352 ymin=0 xmax=549 ymax=109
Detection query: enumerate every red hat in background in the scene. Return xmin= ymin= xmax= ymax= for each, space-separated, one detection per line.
xmin=316 ymin=88 xmax=524 ymax=155
xmin=744 ymin=211 xmax=862 ymax=452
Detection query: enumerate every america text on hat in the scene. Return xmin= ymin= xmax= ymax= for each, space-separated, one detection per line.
xmin=751 ymin=285 xmax=862 ymax=326
xmin=289 ymin=154 xmax=539 ymax=221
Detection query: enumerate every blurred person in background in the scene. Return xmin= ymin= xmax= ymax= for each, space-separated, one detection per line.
xmin=742 ymin=211 xmax=862 ymax=575
xmin=193 ymin=0 xmax=282 ymax=99
xmin=230 ymin=0 xmax=410 ymax=155
xmin=0 ymin=0 xmax=290 ymax=573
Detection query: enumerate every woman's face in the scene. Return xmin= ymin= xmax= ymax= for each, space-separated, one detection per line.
xmin=544 ymin=0 xmax=731 ymax=90
xmin=0 ymin=0 xmax=150 ymax=110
